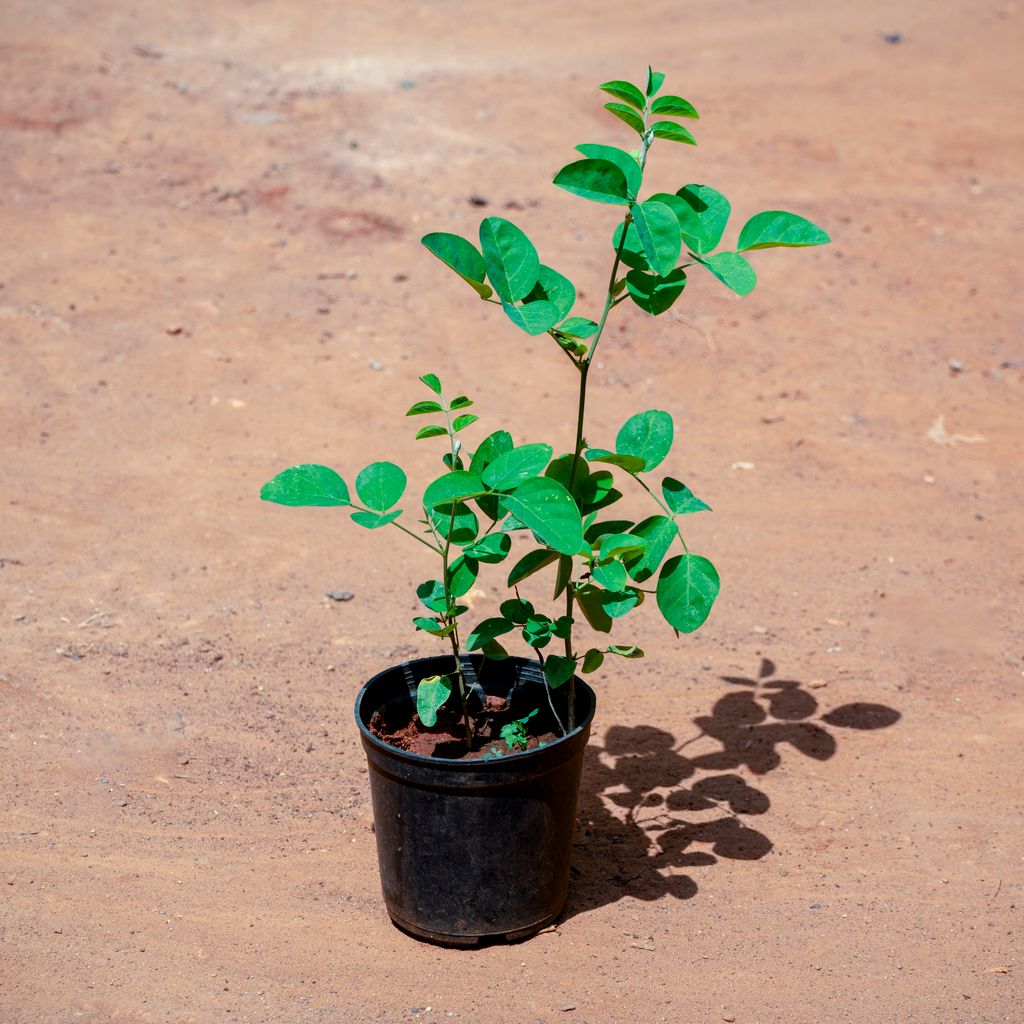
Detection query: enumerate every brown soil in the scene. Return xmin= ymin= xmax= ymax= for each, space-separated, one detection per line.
xmin=2 ymin=1 xmax=1021 ymax=1022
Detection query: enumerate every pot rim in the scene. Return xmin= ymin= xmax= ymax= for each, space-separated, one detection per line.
xmin=353 ymin=653 xmax=596 ymax=769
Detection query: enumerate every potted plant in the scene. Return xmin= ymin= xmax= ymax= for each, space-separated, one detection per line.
xmin=260 ymin=67 xmax=829 ymax=945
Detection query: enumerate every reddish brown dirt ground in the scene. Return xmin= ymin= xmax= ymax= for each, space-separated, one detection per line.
xmin=2 ymin=1 xmax=1022 ymax=1021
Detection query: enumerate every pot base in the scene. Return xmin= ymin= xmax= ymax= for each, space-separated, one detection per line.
xmin=388 ymin=910 xmax=559 ymax=947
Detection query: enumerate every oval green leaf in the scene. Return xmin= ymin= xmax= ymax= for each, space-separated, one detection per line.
xmin=430 ymin=500 xmax=479 ymax=546
xmin=624 ymin=515 xmax=678 ymax=583
xmin=416 ymin=674 xmax=452 ymax=728
xmin=645 ymin=67 xmax=665 ymax=97
xmin=604 ymin=102 xmax=645 ymax=135
xmin=662 ymin=478 xmax=712 ymax=515
xmin=356 ymin=461 xmax=407 ymax=511
xmin=463 ymin=531 xmax=512 ymax=563
xmin=544 ymin=655 xmax=576 ymax=689
xmin=479 ymin=217 xmax=540 ymax=302
xmin=501 ymin=297 xmax=562 ymax=335
xmin=526 ymin=265 xmax=576 ymax=320
xmin=651 ymin=121 xmax=697 ymax=146
xmin=422 ymin=471 xmax=487 ymax=508
xmin=260 ymin=464 xmax=351 ymax=507
xmin=650 ymin=95 xmax=699 ymax=119
xmin=500 ymin=477 xmax=584 ymax=556
xmin=483 ymin=443 xmax=554 ymax=491
xmin=351 ymin=509 xmax=403 ymax=529
xmin=415 ymin=424 xmax=447 ymax=440
xmin=616 ymin=410 xmax=674 ymax=471
xmin=420 ymin=233 xmax=492 ymax=299
xmin=676 ymin=185 xmax=731 ymax=255
xmin=575 ymin=144 xmax=641 ymax=199
xmin=599 ymin=79 xmax=645 ymax=110
xmin=612 ymin=220 xmax=652 ymax=272
xmin=647 ymin=192 xmax=711 ymax=252
xmin=507 ymin=548 xmax=558 ymax=586
xmin=624 ymin=267 xmax=687 ymax=316
xmin=737 ymin=211 xmax=831 ymax=252
xmin=632 ymin=200 xmax=682 ymax=277
xmin=698 ymin=252 xmax=757 ymax=296
xmin=656 ymin=554 xmax=720 ymax=633
xmin=553 ymin=158 xmax=631 ymax=206
xmin=465 ymin=617 xmax=515 ymax=651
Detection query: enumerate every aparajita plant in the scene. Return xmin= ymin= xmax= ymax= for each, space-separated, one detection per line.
xmin=261 ymin=68 xmax=829 ymax=749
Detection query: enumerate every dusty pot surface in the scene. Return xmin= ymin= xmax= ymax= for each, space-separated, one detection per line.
xmin=354 ymin=654 xmax=596 ymax=946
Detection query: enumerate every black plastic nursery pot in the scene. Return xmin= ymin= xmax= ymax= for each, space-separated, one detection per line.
xmin=354 ymin=654 xmax=596 ymax=946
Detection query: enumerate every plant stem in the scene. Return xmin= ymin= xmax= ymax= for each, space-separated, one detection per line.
xmin=629 ymin=473 xmax=689 ymax=552
xmin=533 ymin=648 xmax=567 ymax=737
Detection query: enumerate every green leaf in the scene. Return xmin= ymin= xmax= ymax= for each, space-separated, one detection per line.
xmin=483 ymin=443 xmax=554 ymax=491
xmin=575 ymin=144 xmax=641 ymax=199
xmin=406 ymin=400 xmax=444 ymax=416
xmin=523 ymin=613 xmax=554 ymax=649
xmin=479 ymin=217 xmax=540 ymax=302
xmin=645 ymin=67 xmax=665 ymax=97
xmin=647 ymin=192 xmax=711 ymax=252
xmin=662 ymin=478 xmax=712 ymax=514
xmin=584 ymin=448 xmax=646 ymax=474
xmin=604 ymin=102 xmax=645 ymax=135
xmin=592 ymin=559 xmax=628 ymax=592
xmin=449 ymin=395 xmax=473 ymax=410
xmin=422 ymin=471 xmax=487 ymax=507
xmin=447 ymin=555 xmax=478 ymax=598
xmin=420 ymin=233 xmax=492 ymax=299
xmin=601 ymin=587 xmax=642 ymax=618
xmin=260 ymin=464 xmax=351 ymax=507
xmin=676 ymin=185 xmax=730 ymax=255
xmin=420 ymin=373 xmax=442 ymax=395
xmin=612 ymin=220 xmax=651 ymax=272
xmin=632 ymin=201 xmax=682 ymax=277
xmin=737 ymin=210 xmax=831 ymax=251
xmin=507 ymin=549 xmax=558 ymax=586
xmin=651 ymin=121 xmax=697 ymax=146
xmin=584 ymin=518 xmax=634 ymax=545
xmin=500 ymin=597 xmax=534 ymax=624
xmin=465 ymin=617 xmax=515 ymax=651
xmin=416 ymin=579 xmax=448 ymax=613
xmin=500 ymin=478 xmax=584 ymax=555
xmin=463 ymin=531 xmax=511 ymax=563
xmin=575 ymin=584 xmax=613 ymax=633
xmin=544 ymin=655 xmax=576 ymax=689
xmin=351 ymin=509 xmax=403 ymax=529
xmin=481 ymin=640 xmax=509 ymax=660
xmin=430 ymin=501 xmax=479 ymax=546
xmin=599 ymin=79 xmax=645 ymax=110
xmin=698 ymin=252 xmax=757 ymax=296
xmin=553 ymin=554 xmax=573 ymax=600
xmin=608 ymin=644 xmax=645 ymax=658
xmin=469 ymin=430 xmax=514 ymax=477
xmin=599 ymin=533 xmax=648 ymax=561
xmin=656 ymin=554 xmax=720 ymax=632
xmin=415 ymin=424 xmax=447 ymax=440
xmin=416 ymin=674 xmax=452 ymax=728
xmin=625 ymin=515 xmax=678 ymax=583
xmin=412 ymin=616 xmax=452 ymax=637
xmin=501 ymin=297 xmax=562 ymax=335
xmin=526 ymin=265 xmax=577 ymax=320
xmin=650 ymin=95 xmax=698 ymax=119
xmin=555 ymin=317 xmax=599 ymax=339
xmin=624 ymin=267 xmax=687 ymax=316
xmin=452 ymin=413 xmax=479 ymax=432
xmin=553 ymin=158 xmax=630 ymax=206
xmin=616 ymin=410 xmax=674 ymax=471
xmin=356 ymin=461 xmax=407 ymax=511
xmin=582 ymin=648 xmax=605 ymax=673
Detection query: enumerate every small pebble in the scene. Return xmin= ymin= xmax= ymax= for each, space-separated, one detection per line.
xmin=881 ymin=31 xmax=903 ymax=44
xmin=325 ymin=591 xmax=354 ymax=602
xmin=723 ymin=1015 xmax=736 ymax=1023
xmin=810 ymin=902 xmax=823 ymax=909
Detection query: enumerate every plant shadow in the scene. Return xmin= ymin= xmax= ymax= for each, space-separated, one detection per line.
xmin=562 ymin=657 xmax=900 ymax=919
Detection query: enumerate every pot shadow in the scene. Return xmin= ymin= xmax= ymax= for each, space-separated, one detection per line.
xmin=562 ymin=657 xmax=900 ymax=919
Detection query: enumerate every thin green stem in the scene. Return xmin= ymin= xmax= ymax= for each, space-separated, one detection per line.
xmin=630 ymin=474 xmax=689 ymax=553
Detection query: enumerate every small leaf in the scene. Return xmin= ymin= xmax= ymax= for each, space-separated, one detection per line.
xmin=553 ymin=158 xmax=631 ymax=206
xmin=601 ymin=587 xmax=642 ymax=618
xmin=463 ymin=531 xmax=511 ymax=563
xmin=481 ymin=639 xmax=509 ymax=660
xmin=422 ymin=471 xmax=487 ymax=507
xmin=646 ymin=192 xmax=711 ymax=252
xmin=616 ymin=410 xmax=674 ymax=471
xmin=356 ymin=461 xmax=407 ymax=511
xmin=483 ymin=443 xmax=554 ymax=491
xmin=500 ymin=597 xmax=534 ymax=624
xmin=584 ymin=448 xmax=646 ymax=474
xmin=406 ymin=400 xmax=444 ymax=416
xmin=416 ymin=674 xmax=452 ymax=728
xmin=416 ymin=579 xmax=449 ymax=613
xmin=351 ymin=509 xmax=403 ymax=529
xmin=657 ymin=554 xmax=720 ymax=632
xmin=624 ymin=268 xmax=688 ymax=316
xmin=632 ymin=201 xmax=682 ymax=277
xmin=526 ymin=265 xmax=577 ymax=320
xmin=584 ymin=519 xmax=634 ymax=545
xmin=651 ymin=121 xmax=697 ymax=146
xmin=429 ymin=501 xmax=479 ymax=546
xmin=575 ymin=584 xmax=613 ymax=633
xmin=447 ymin=555 xmax=478 ymax=598
xmin=592 ymin=559 xmax=628 ymax=592
xmin=501 ymin=297 xmax=562 ymax=335
xmin=645 ymin=67 xmax=665 ymax=97
xmin=555 ymin=317 xmax=599 ymax=339
xmin=625 ymin=515 xmax=678 ymax=583
xmin=420 ymin=233 xmax=492 ymax=299
xmin=612 ymin=220 xmax=651 ymax=272
xmin=260 ymin=464 xmax=350 ymax=507
xmin=452 ymin=413 xmax=479 ymax=433
xmin=676 ymin=185 xmax=731 ymax=254
xmin=608 ymin=644 xmax=645 ymax=658
xmin=479 ymin=217 xmax=540 ymax=302
xmin=500 ymin=478 xmax=584 ymax=555
xmin=599 ymin=79 xmax=645 ymax=110
xmin=698 ymin=252 xmax=757 ymax=296
xmin=465 ymin=617 xmax=515 ymax=651
xmin=604 ymin=102 xmax=644 ymax=135
xmin=575 ymin=143 xmax=641 ymax=199
xmin=415 ymin=424 xmax=447 ymax=440
xmin=553 ymin=554 xmax=573 ymax=601
xmin=544 ymin=655 xmax=576 ymax=689
xmin=420 ymin=373 xmax=442 ymax=395
xmin=582 ymin=648 xmax=605 ymax=673
xmin=469 ymin=430 xmax=514 ymax=477
xmin=650 ymin=95 xmax=698 ymax=119
xmin=599 ymin=533 xmax=648 ymax=561
xmin=449 ymin=395 xmax=473 ymax=410
xmin=737 ymin=210 xmax=831 ymax=251
xmin=412 ymin=616 xmax=450 ymax=637
xmin=507 ymin=549 xmax=558 ymax=586
xmin=663 ymin=478 xmax=712 ymax=515
xmin=522 ymin=613 xmax=554 ymax=648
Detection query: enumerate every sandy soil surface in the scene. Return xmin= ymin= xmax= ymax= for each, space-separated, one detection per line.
xmin=2 ymin=1 xmax=1022 ymax=1021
